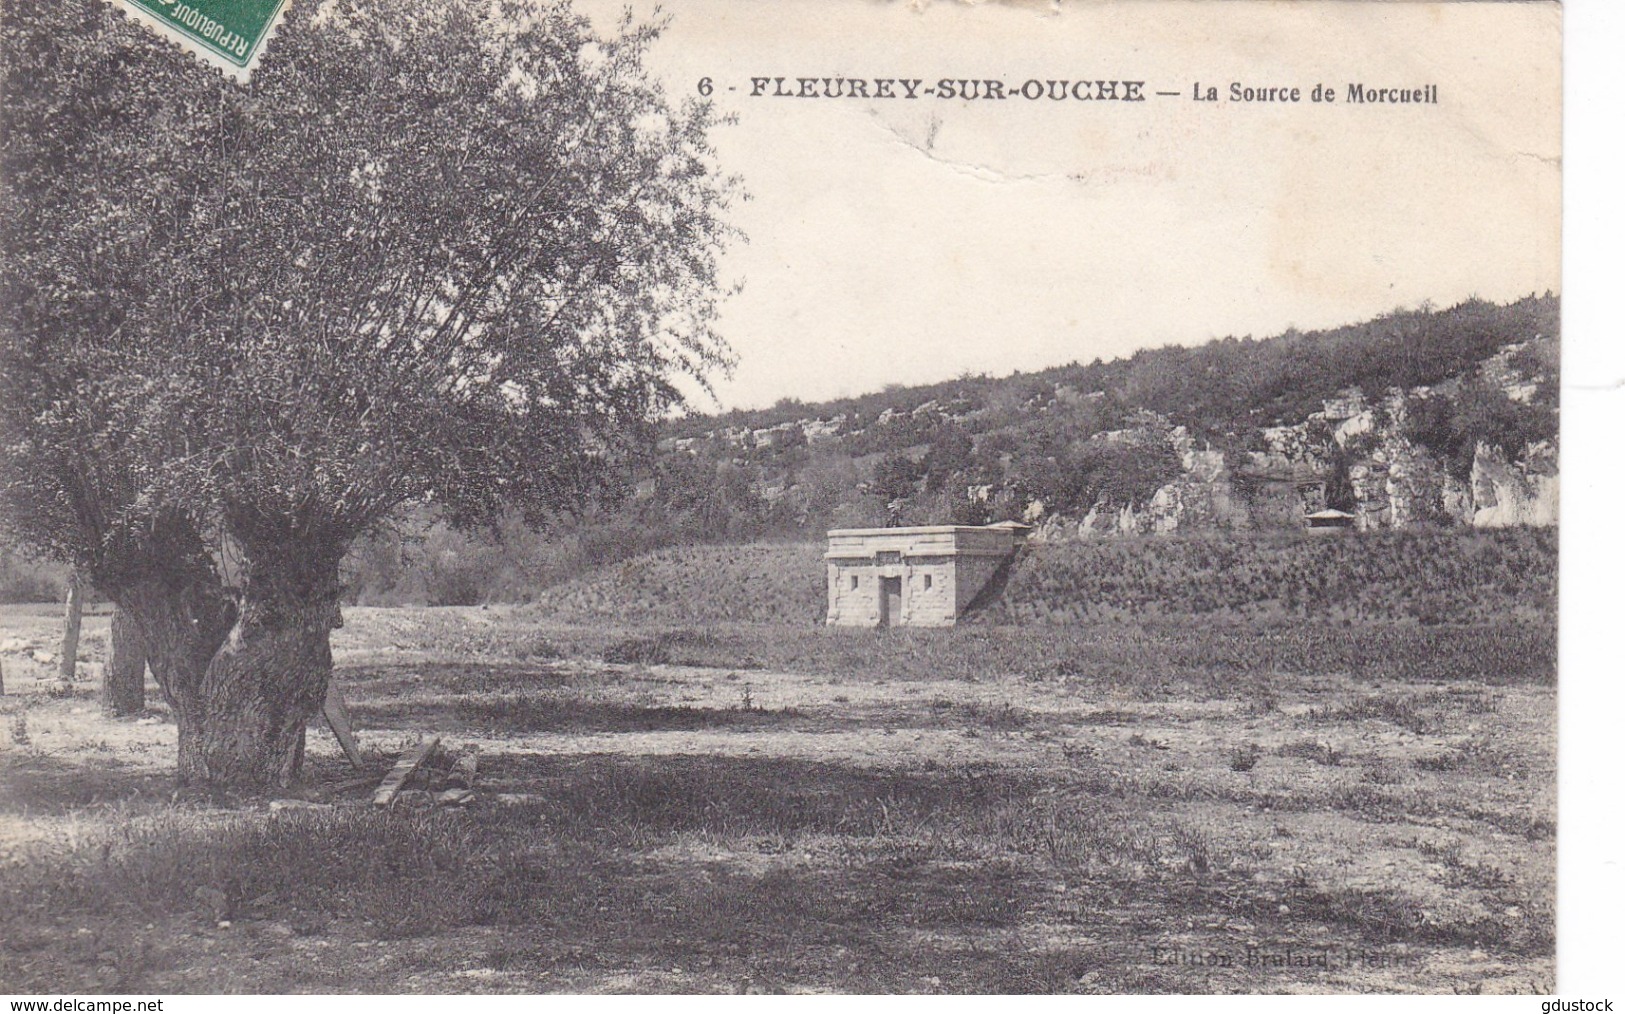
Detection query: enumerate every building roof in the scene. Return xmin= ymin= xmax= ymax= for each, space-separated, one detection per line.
xmin=828 ymin=523 xmax=1032 ymax=537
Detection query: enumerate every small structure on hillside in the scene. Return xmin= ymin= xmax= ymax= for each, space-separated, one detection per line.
xmin=825 ymin=523 xmax=1029 ymax=628
xmin=1304 ymin=507 xmax=1356 ymax=531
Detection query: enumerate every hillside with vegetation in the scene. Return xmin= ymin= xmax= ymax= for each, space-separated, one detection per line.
xmin=514 ymin=526 xmax=1554 ymax=634
xmin=671 ymin=295 xmax=1557 ymax=449
xmin=342 ymin=294 xmax=1557 ymax=604
xmin=645 ymin=294 xmax=1557 ymax=537
xmin=2 ymin=295 xmax=1558 ymax=606
xmin=525 ymin=542 xmax=827 ymax=626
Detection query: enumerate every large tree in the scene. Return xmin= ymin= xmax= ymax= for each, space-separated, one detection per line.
xmin=0 ymin=0 xmax=739 ymax=788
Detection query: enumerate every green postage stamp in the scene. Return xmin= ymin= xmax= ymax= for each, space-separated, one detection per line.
xmin=103 ymin=0 xmax=292 ymax=81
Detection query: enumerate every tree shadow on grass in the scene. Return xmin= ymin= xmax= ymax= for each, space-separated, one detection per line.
xmin=352 ymin=692 xmax=806 ymax=734
xmin=468 ymin=695 xmax=807 ymax=734
xmin=0 ymin=751 xmax=173 ymax=815
xmin=336 ymin=660 xmax=570 ymax=697
xmin=474 ymin=751 xmax=1109 ymax=842
xmin=341 ymin=659 xmax=809 ymax=734
xmin=0 ymin=749 xmax=1546 ymax=993
xmin=338 ymin=661 xmax=1103 ymax=736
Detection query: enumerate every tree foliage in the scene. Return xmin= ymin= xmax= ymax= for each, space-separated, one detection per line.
xmin=3 ymin=0 xmax=738 ymax=553
xmin=672 ymin=294 xmax=1558 ymax=446
xmin=1404 ymin=377 xmax=1557 ymax=481
xmin=0 ymin=0 xmax=740 ymax=786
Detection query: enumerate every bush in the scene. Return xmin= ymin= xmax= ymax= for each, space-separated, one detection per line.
xmin=1229 ymin=744 xmax=1263 ymax=772
xmin=0 ymin=547 xmax=64 ymax=604
xmin=980 ymin=528 xmax=1555 ymax=626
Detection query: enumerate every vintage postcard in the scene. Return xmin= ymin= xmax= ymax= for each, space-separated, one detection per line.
xmin=0 ymin=0 xmax=1563 ymax=998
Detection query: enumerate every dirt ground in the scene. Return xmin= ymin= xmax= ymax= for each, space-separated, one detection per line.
xmin=0 ymin=604 xmax=1555 ymax=994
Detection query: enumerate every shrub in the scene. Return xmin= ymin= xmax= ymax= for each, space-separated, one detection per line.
xmin=1229 ymin=744 xmax=1263 ymax=772
xmin=0 ymin=549 xmax=64 ymax=604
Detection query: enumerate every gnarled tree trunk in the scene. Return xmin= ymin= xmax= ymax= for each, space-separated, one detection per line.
xmin=179 ymin=533 xmax=345 ymax=789
xmin=104 ymin=515 xmax=347 ymax=791
xmin=117 ymin=568 xmax=238 ymax=787
xmin=100 ymin=605 xmax=147 ymax=718
xmin=183 ymin=600 xmax=339 ymax=785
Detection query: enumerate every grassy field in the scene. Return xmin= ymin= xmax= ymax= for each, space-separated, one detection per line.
xmin=0 ymin=589 xmax=1554 ymax=994
xmin=986 ymin=528 xmax=1557 ymax=626
xmin=521 ymin=529 xmax=1556 ymax=628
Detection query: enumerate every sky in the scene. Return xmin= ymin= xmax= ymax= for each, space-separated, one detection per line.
xmin=573 ymin=0 xmax=1562 ymax=413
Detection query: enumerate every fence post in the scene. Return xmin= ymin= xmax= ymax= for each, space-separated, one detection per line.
xmin=58 ymin=569 xmax=83 ymax=686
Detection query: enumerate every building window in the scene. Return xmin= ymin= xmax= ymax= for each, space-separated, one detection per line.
xmin=923 ymin=574 xmax=933 ymax=590
xmin=850 ymin=574 xmax=859 ymax=590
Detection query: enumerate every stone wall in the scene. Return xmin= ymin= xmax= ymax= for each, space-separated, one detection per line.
xmin=953 ymin=553 xmax=1008 ymax=614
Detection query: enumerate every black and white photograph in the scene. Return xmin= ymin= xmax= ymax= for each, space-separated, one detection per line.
xmin=0 ymin=0 xmax=1589 ymax=997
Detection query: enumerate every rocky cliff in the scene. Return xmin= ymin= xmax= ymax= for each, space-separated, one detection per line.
xmin=1471 ymin=440 xmax=1559 ymax=528
xmin=1030 ymin=381 xmax=1556 ymax=539
xmin=648 ymin=298 xmax=1559 ymax=544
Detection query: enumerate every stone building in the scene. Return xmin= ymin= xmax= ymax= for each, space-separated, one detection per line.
xmin=825 ymin=523 xmax=1028 ymax=628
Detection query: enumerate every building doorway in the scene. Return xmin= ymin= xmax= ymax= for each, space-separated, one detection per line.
xmin=879 ymin=576 xmax=903 ymax=628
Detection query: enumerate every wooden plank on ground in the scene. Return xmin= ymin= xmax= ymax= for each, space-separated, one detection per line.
xmin=373 ymin=736 xmax=440 ymax=806
xmin=435 ymin=787 xmax=475 ymax=806
xmin=446 ymin=749 xmax=478 ymax=789
xmin=322 ymin=686 xmax=364 ymax=769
